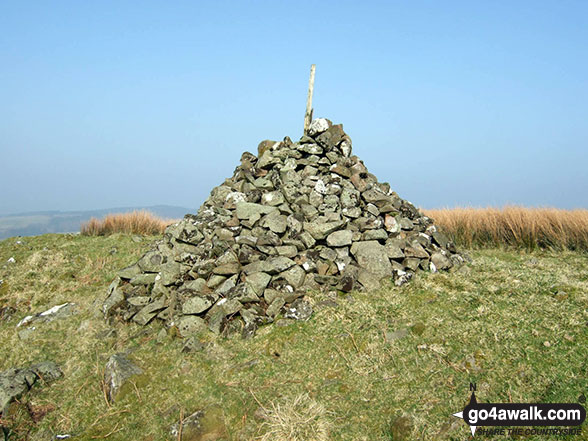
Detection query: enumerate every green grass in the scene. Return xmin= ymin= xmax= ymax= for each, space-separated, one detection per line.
xmin=1 ymin=234 xmax=587 ymax=440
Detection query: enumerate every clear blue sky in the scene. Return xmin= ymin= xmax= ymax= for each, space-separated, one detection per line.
xmin=1 ymin=0 xmax=587 ymax=215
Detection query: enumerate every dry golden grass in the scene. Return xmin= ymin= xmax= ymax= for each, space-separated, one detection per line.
xmin=424 ymin=206 xmax=588 ymax=250
xmin=80 ymin=211 xmax=177 ymax=236
xmin=257 ymin=393 xmax=332 ymax=441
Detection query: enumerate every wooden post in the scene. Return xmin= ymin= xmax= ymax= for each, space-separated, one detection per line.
xmin=303 ymin=64 xmax=316 ymax=135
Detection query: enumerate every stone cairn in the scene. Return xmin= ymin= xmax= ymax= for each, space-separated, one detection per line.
xmin=103 ymin=118 xmax=464 ymax=338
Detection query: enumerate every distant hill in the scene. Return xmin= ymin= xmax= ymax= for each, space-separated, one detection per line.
xmin=0 ymin=205 xmax=192 ymax=239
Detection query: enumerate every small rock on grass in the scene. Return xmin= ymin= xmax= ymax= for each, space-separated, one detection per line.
xmin=0 ymin=361 xmax=62 ymax=413
xmin=103 ymin=354 xmax=143 ymax=403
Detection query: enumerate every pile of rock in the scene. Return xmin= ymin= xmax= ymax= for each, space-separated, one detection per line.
xmin=103 ymin=119 xmax=464 ymax=338
xmin=0 ymin=361 xmax=62 ymax=414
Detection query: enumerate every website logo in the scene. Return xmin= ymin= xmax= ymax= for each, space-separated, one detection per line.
xmin=452 ymin=384 xmax=586 ymax=436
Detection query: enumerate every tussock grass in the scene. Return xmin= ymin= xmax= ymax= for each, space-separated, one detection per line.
xmin=257 ymin=393 xmax=331 ymax=441
xmin=80 ymin=211 xmax=177 ymax=236
xmin=424 ymin=206 xmax=588 ymax=251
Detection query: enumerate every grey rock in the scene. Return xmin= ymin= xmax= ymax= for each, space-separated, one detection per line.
xmin=266 ymin=297 xmax=285 ymax=318
xmin=183 ymin=278 xmax=207 ymax=292
xmin=284 ymin=299 xmax=313 ymax=321
xmin=404 ymin=242 xmax=429 ymax=259
xmin=261 ymin=190 xmax=285 ymax=206
xmin=385 ymin=242 xmax=405 ymax=259
xmin=307 ymin=118 xmax=331 ymax=136
xmin=129 ymin=273 xmax=158 ymax=286
xmin=316 ymin=124 xmax=345 ymax=150
xmin=235 ymin=202 xmax=277 ymax=220
xmin=350 ymin=241 xmax=392 ymax=279
xmin=104 ymin=354 xmax=143 ymax=403
xmin=431 ymin=252 xmax=452 ymax=270
xmin=118 ymin=264 xmax=142 ymax=280
xmin=212 ymin=262 xmax=240 ymax=275
xmin=137 ymin=251 xmax=164 ymax=272
xmin=432 ymin=231 xmax=450 ymax=249
xmin=182 ymin=296 xmax=215 ymax=315
xmin=261 ymin=211 xmax=287 ymax=234
xmin=243 ymin=256 xmax=295 ymax=275
xmin=384 ymin=215 xmax=401 ymax=233
xmin=17 ymin=302 xmax=76 ymax=328
xmin=362 ymin=229 xmax=388 ymax=241
xmin=245 ymin=272 xmax=271 ymax=295
xmin=326 ymin=230 xmax=353 ymax=247
xmin=399 ymin=217 xmax=414 ymax=230
xmin=132 ymin=297 xmax=167 ymax=326
xmin=276 ymin=245 xmax=298 ymax=258
xmin=280 ymin=265 xmax=306 ymax=289
xmin=0 ymin=361 xmax=62 ymax=413
xmin=178 ymin=315 xmax=208 ymax=337
xmin=303 ymin=220 xmax=346 ymax=240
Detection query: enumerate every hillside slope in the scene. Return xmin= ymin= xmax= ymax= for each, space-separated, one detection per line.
xmin=1 ymin=234 xmax=587 ymax=440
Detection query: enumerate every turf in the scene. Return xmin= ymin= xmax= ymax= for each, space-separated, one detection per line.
xmin=1 ymin=234 xmax=586 ymax=440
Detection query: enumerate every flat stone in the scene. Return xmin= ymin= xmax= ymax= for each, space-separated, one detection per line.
xmin=350 ymin=241 xmax=392 ymax=279
xmin=243 ymin=257 xmax=295 ymax=275
xmin=362 ymin=189 xmax=390 ymax=204
xmin=261 ymin=211 xmax=287 ymax=234
xmin=431 ymin=252 xmax=452 ymax=270
xmin=330 ymin=164 xmax=351 ymax=178
xmin=129 ymin=273 xmax=158 ymax=286
xmin=178 ymin=315 xmax=207 ymax=337
xmin=212 ymin=262 xmax=241 ymax=275
xmin=299 ymin=231 xmax=316 ymax=248
xmin=261 ymin=190 xmax=285 ymax=206
xmin=326 ymin=230 xmax=353 ymax=247
xmin=183 ymin=279 xmax=207 ymax=292
xmin=432 ymin=231 xmax=450 ymax=249
xmin=280 ymin=265 xmax=306 ymax=289
xmin=385 ymin=242 xmax=405 ymax=259
xmin=182 ymin=296 xmax=215 ymax=315
xmin=235 ymin=202 xmax=277 ymax=220
xmin=404 ymin=242 xmax=429 ymax=259
xmin=245 ymin=272 xmax=271 ymax=295
xmin=275 ymin=245 xmax=298 ymax=258
xmin=362 ymin=229 xmax=388 ymax=241
xmin=303 ymin=220 xmax=346 ymax=240
xmin=0 ymin=361 xmax=62 ymax=412
xmin=132 ymin=297 xmax=167 ymax=325
xmin=266 ymin=297 xmax=285 ymax=318
xmin=118 ymin=264 xmax=142 ymax=280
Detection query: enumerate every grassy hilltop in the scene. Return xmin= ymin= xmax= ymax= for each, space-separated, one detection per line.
xmin=1 ymin=220 xmax=587 ymax=440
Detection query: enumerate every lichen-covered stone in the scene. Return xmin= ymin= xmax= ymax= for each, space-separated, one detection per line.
xmin=104 ymin=354 xmax=142 ymax=403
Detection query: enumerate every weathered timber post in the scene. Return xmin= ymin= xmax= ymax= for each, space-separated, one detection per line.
xmin=303 ymin=64 xmax=316 ymax=135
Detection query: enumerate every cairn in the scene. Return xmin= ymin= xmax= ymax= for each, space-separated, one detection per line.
xmin=103 ymin=119 xmax=464 ymax=338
